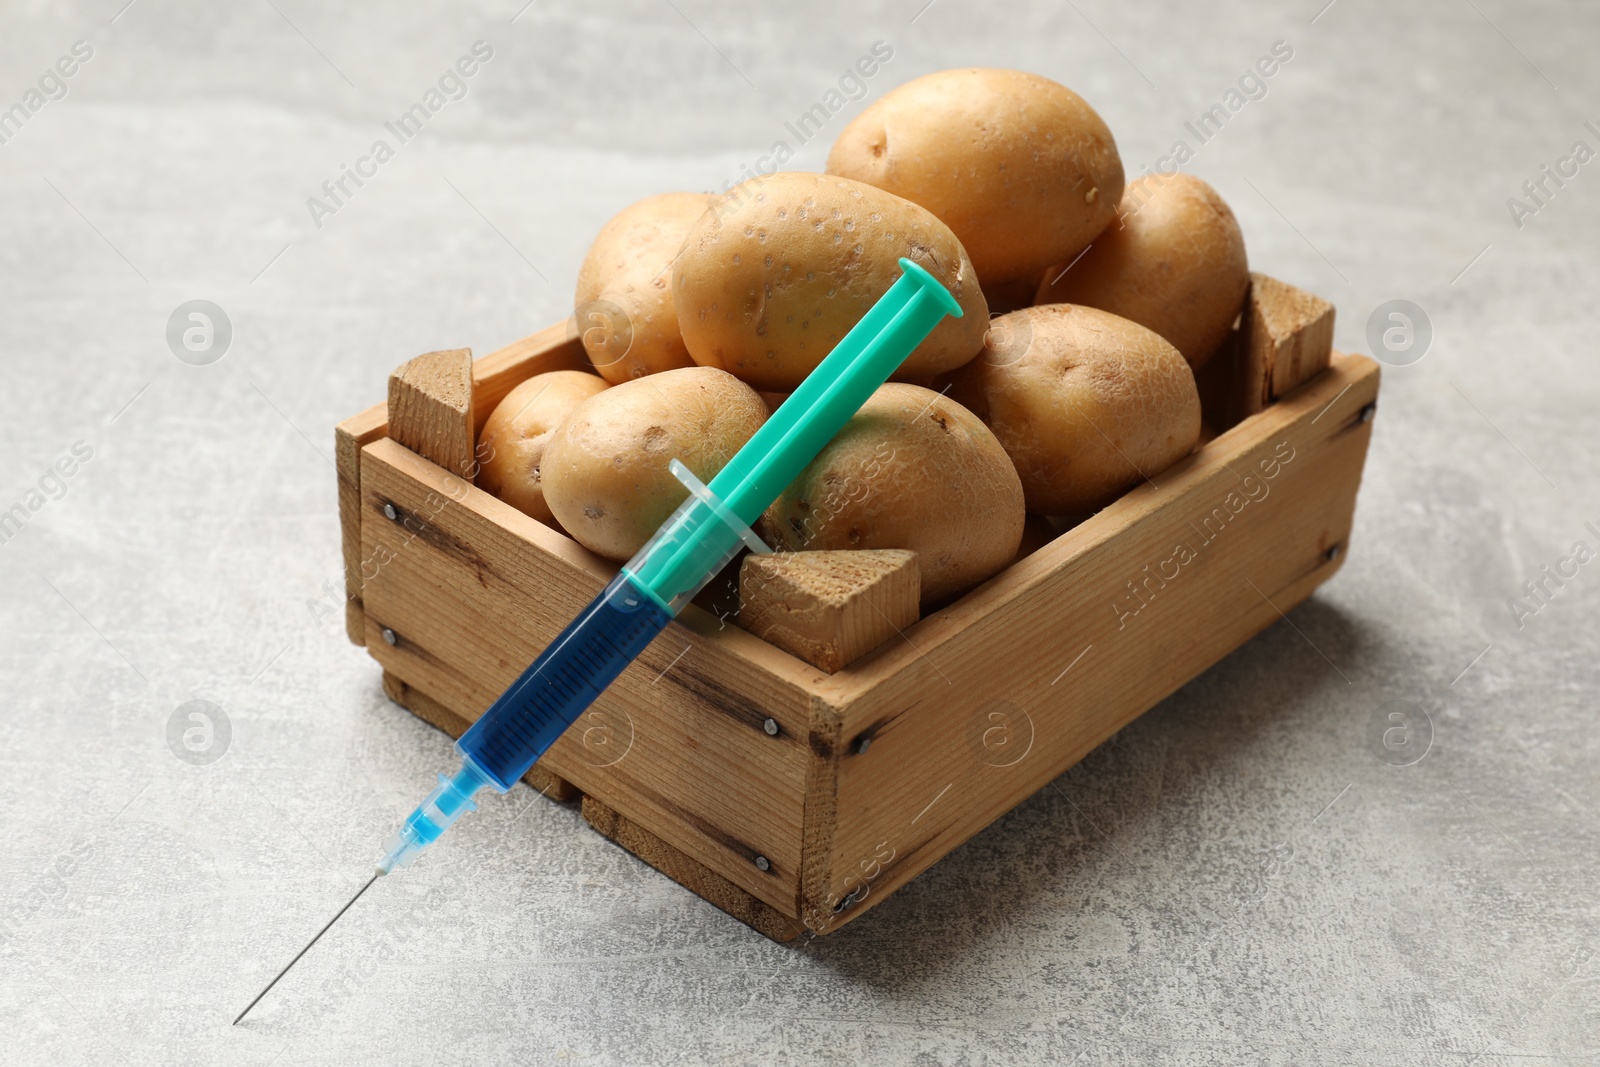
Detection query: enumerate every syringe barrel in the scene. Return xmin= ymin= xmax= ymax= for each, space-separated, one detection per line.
xmin=456 ymin=466 xmax=763 ymax=792
xmin=456 ymin=570 xmax=671 ymax=792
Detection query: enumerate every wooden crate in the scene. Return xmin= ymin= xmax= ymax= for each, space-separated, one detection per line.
xmin=335 ymin=274 xmax=1379 ymax=941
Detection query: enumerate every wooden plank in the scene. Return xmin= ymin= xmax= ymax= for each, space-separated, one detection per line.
xmin=736 ymin=550 xmax=920 ymax=673
xmin=799 ymin=692 xmax=846 ymax=932
xmin=334 ymin=325 xmax=591 ymax=646
xmin=1238 ymin=273 xmax=1335 ymax=418
xmin=381 ymin=671 xmax=577 ymax=802
xmin=334 ymin=402 xmax=389 ymax=645
xmin=388 ymin=348 xmax=476 ymax=482
xmin=582 ymin=795 xmax=806 ymax=942
xmin=806 ymin=354 xmax=1379 ymax=931
xmin=357 ymin=437 xmax=821 ymax=917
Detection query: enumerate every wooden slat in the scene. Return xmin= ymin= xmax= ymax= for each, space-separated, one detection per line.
xmin=334 ymin=404 xmax=389 ymax=645
xmin=799 ymin=691 xmax=846 ymax=931
xmin=388 ymin=348 xmax=476 ymax=482
xmin=358 ymin=438 xmax=821 ymax=916
xmin=582 ymin=795 xmax=806 ymax=941
xmin=333 ymin=324 xmax=591 ymax=646
xmin=805 ymin=353 xmax=1379 ymax=931
xmin=736 ymin=550 xmax=920 ymax=673
xmin=1238 ymin=272 xmax=1335 ymax=418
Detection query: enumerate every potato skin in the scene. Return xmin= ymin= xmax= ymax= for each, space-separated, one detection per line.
xmin=826 ymin=68 xmax=1124 ymax=285
xmin=1035 ymin=173 xmax=1248 ymax=371
xmin=477 ymin=370 xmax=610 ymax=525
xmin=950 ymin=305 xmax=1200 ymax=514
xmin=761 ymin=383 xmax=1024 ymax=604
xmin=576 ymin=192 xmax=716 ymax=383
xmin=542 ymin=367 xmax=767 ymax=560
xmin=673 ymin=172 xmax=988 ymax=392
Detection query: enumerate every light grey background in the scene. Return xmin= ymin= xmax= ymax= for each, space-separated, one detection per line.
xmin=1 ymin=1 xmax=1596 ymax=1064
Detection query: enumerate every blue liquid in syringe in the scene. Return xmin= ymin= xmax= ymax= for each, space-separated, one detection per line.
xmin=459 ymin=573 xmax=671 ymax=792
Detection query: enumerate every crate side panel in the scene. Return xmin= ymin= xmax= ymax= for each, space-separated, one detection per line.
xmin=335 ymin=402 xmax=388 ymax=644
xmin=815 ymin=355 xmax=1379 ymax=930
xmin=358 ymin=439 xmax=811 ymax=916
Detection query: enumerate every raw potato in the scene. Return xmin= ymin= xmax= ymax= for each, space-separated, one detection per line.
xmin=826 ymin=68 xmax=1124 ymax=285
xmin=1035 ymin=173 xmax=1248 ymax=371
xmin=673 ymin=172 xmax=988 ymax=392
xmin=576 ymin=192 xmax=716 ymax=383
xmin=950 ymin=305 xmax=1200 ymax=514
xmin=542 ymin=367 xmax=767 ymax=560
xmin=477 ymin=370 xmax=610 ymax=525
xmin=761 ymin=383 xmax=1024 ymax=604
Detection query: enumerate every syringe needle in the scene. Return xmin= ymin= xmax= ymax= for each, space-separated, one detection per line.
xmin=233 ymin=870 xmax=383 ymax=1026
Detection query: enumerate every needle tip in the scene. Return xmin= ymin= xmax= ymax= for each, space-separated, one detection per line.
xmin=230 ymin=870 xmax=383 ymax=1027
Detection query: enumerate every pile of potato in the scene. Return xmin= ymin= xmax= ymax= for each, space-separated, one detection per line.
xmin=477 ymin=68 xmax=1250 ymax=607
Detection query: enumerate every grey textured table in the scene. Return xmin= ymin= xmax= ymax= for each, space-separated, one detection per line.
xmin=1 ymin=2 xmax=1596 ymax=1064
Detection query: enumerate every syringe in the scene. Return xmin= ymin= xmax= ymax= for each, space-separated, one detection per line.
xmin=235 ymin=258 xmax=961 ymax=1024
